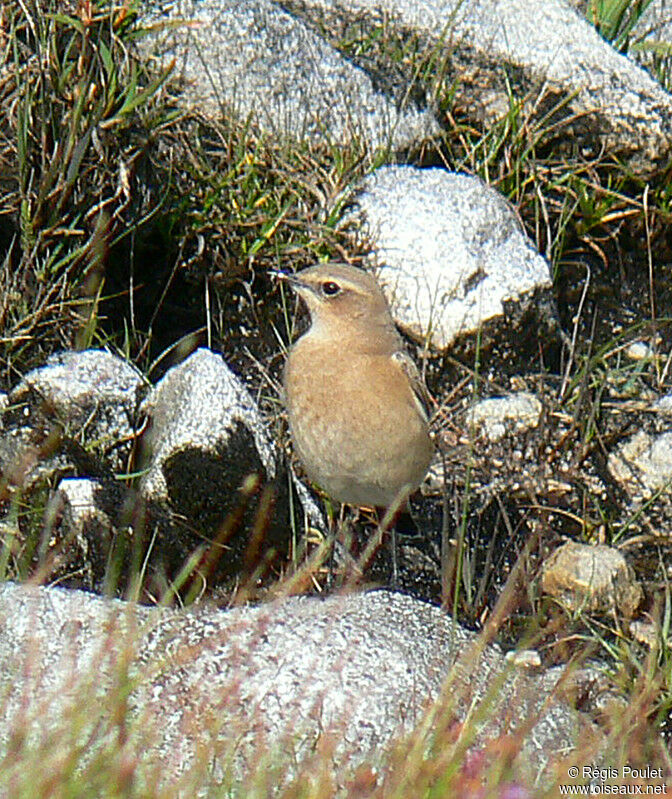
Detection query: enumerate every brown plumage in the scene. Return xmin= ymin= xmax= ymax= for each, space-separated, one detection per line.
xmin=279 ymin=263 xmax=433 ymax=511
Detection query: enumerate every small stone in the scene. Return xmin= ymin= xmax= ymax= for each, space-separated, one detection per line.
xmin=58 ymin=477 xmax=114 ymax=535
xmin=653 ymin=394 xmax=672 ymax=414
xmin=505 ymin=649 xmax=542 ymax=669
xmin=624 ymin=340 xmax=655 ymax=360
xmin=51 ymin=477 xmax=124 ymax=591
xmin=541 ymin=541 xmax=643 ymax=617
xmin=607 ymin=430 xmax=672 ymax=500
xmin=629 ymin=619 xmax=672 ymax=649
xmin=468 ymin=393 xmax=543 ymax=442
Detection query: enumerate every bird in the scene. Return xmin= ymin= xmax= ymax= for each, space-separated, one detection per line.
xmin=277 ymin=262 xmax=434 ymax=576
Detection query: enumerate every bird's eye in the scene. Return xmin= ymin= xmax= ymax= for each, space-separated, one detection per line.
xmin=321 ymin=281 xmax=341 ymax=296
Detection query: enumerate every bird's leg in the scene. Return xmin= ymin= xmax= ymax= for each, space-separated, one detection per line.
xmin=323 ymin=500 xmax=339 ymax=589
xmin=391 ymin=525 xmax=399 ymax=588
xmin=326 ymin=503 xmax=363 ymax=588
xmin=374 ymin=505 xmax=398 ymax=588
xmin=378 ymin=487 xmax=415 ymax=589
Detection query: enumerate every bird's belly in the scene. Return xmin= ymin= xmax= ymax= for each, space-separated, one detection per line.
xmin=287 ymin=369 xmax=432 ymax=507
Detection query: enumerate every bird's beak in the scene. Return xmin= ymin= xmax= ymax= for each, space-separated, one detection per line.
xmin=271 ymin=270 xmax=309 ymax=294
xmin=270 ymin=269 xmax=294 ymax=284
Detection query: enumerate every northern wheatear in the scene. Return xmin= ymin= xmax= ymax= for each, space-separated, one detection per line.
xmin=278 ymin=263 xmax=433 ymax=523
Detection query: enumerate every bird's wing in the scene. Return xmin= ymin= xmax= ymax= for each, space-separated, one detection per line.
xmin=391 ymin=350 xmax=432 ymax=424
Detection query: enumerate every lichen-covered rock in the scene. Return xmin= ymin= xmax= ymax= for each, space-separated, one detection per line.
xmin=144 ymin=0 xmax=437 ymax=150
xmin=139 ymin=348 xmax=290 ymax=584
xmin=286 ymin=0 xmax=672 ymax=174
xmin=352 ymin=167 xmax=555 ymax=352
xmin=2 ymin=349 xmax=146 ymax=478
xmin=0 ymin=582 xmax=595 ymax=793
xmin=0 ymin=351 xmax=149 ymax=592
